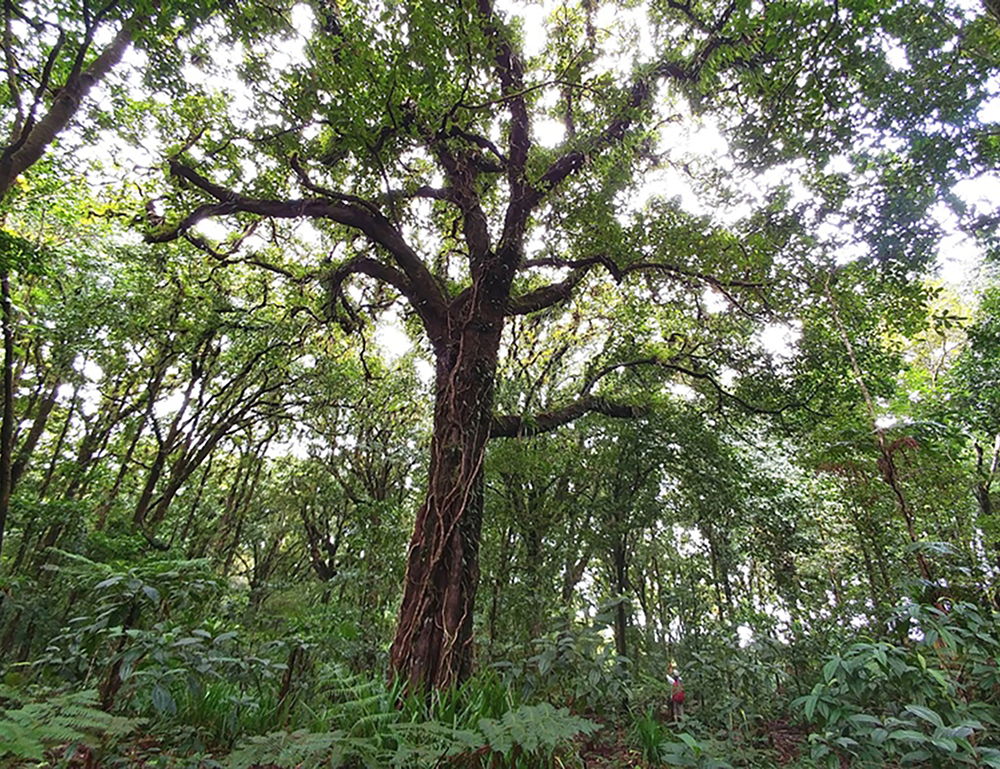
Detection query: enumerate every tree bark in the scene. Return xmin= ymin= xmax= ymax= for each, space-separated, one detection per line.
xmin=389 ymin=304 xmax=503 ymax=690
xmin=10 ymin=376 xmax=60 ymax=490
xmin=612 ymin=538 xmax=629 ymax=659
xmin=0 ymin=25 xmax=133 ymax=203
xmin=0 ymin=273 xmax=14 ymax=560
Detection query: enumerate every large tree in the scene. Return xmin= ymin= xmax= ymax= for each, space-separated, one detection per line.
xmin=149 ymin=0 xmax=993 ymax=689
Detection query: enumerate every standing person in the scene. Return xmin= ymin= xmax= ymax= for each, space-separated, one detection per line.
xmin=667 ymin=668 xmax=685 ymax=721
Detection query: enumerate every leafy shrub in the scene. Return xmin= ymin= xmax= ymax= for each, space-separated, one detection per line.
xmin=794 ymin=601 xmax=1000 ymax=767
xmin=631 ymin=708 xmax=780 ymax=768
xmin=672 ymin=629 xmax=794 ymax=731
xmin=497 ymin=619 xmax=630 ymax=712
xmin=33 ymin=554 xmax=297 ymax=751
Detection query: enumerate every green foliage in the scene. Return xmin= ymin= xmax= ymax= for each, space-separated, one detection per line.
xmin=227 ymin=670 xmax=595 ymax=769
xmin=0 ymin=687 xmax=139 ymax=762
xmin=2 ymin=0 xmax=1000 ymax=765
xmin=794 ymin=601 xmax=1000 ymax=767
xmin=630 ymin=706 xmax=789 ymax=769
xmin=498 ymin=618 xmax=631 ymax=712
xmin=0 ymin=230 xmax=45 ymax=275
xmin=476 ymin=703 xmax=598 ymax=766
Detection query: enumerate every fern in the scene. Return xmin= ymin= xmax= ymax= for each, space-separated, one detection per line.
xmin=0 ymin=688 xmax=141 ymax=761
xmin=227 ymin=729 xmax=357 ymax=769
xmin=477 ymin=702 xmax=598 ymax=760
xmin=226 ymin=702 xmax=597 ymax=769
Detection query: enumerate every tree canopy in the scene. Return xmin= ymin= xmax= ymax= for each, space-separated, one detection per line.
xmin=2 ymin=0 xmax=1000 ymax=765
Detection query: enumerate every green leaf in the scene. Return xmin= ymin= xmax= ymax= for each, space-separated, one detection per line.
xmin=889 ymin=729 xmax=929 ymax=744
xmin=904 ymin=704 xmax=944 ymax=729
xmin=150 ymin=684 xmax=176 ymax=716
xmin=929 ymin=736 xmax=958 ymax=752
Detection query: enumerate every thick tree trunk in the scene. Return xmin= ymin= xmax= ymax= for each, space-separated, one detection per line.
xmin=389 ymin=312 xmax=501 ymax=690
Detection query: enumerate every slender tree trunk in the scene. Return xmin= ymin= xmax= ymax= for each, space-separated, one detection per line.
xmin=10 ymin=376 xmax=60 ymax=489
xmin=177 ymin=459 xmax=212 ymax=549
xmin=612 ymin=538 xmax=629 ymax=659
xmin=38 ymin=384 xmax=79 ymax=499
xmin=0 ymin=272 xmax=15 ymax=560
xmin=487 ymin=524 xmax=513 ymax=656
xmin=389 ymin=311 xmax=501 ymax=690
xmin=824 ymin=277 xmax=932 ymax=581
xmin=133 ymin=372 xmax=200 ymax=526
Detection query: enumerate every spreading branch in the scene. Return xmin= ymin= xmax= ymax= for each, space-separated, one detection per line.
xmin=592 ymin=356 xmax=805 ymax=417
xmin=490 ymin=396 xmax=645 ymax=439
xmin=325 ymin=255 xmax=419 ymax=320
xmin=506 ymin=270 xmax=589 ymax=315
xmin=507 ymin=253 xmax=770 ymax=316
xmin=289 ymin=154 xmax=383 ymax=216
xmin=158 ymin=160 xmax=448 ymax=325
xmin=518 ymin=29 xmax=756 ymax=220
xmin=0 ymin=20 xmax=133 ymax=200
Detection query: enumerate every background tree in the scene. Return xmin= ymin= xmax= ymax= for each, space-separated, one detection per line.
xmin=141 ymin=0 xmax=1000 ymax=690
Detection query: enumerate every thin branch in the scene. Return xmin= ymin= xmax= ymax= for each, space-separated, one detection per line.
xmin=521 ymin=254 xmax=623 ymax=279
xmin=458 ymin=77 xmax=601 ymax=112
xmin=180 ymin=224 xmax=312 ymax=284
xmin=580 ymin=357 xmax=662 ymax=396
xmin=445 ymin=125 xmax=508 ymax=166
xmin=28 ymin=29 xmax=66 ymax=125
xmin=381 ymin=185 xmax=456 ymax=204
xmin=524 ymin=32 xmax=753 ymax=213
xmin=289 ymin=153 xmax=383 ymax=217
xmin=3 ymin=0 xmax=26 ymax=138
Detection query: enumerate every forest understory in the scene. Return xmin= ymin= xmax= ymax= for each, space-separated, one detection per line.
xmin=4 ymin=0 xmax=1000 ymax=766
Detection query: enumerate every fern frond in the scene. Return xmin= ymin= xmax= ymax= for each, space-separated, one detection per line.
xmin=227 ymin=729 xmax=347 ymax=769
xmin=0 ymin=689 xmax=141 ymax=762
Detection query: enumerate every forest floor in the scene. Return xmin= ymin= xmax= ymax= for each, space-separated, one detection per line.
xmin=576 ymin=722 xmax=643 ymax=767
xmin=575 ymin=717 xmax=807 ymax=768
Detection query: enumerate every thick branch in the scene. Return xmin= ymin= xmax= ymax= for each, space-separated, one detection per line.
xmin=509 ymin=253 xmax=768 ymax=317
xmin=506 ymin=269 xmax=589 ymax=315
xmin=160 ymin=160 xmax=448 ymax=324
xmin=326 ymin=255 xmax=419 ymax=311
xmin=429 ymin=139 xmax=492 ymax=266
xmin=477 ymin=0 xmax=529 ymax=195
xmin=490 ymin=396 xmax=644 ymax=439
xmin=477 ymin=0 xmax=533 ymax=261
xmin=0 ymin=21 xmax=132 ymax=200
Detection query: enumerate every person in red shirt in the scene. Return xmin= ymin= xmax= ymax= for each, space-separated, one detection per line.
xmin=666 ymin=669 xmax=685 ymax=721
